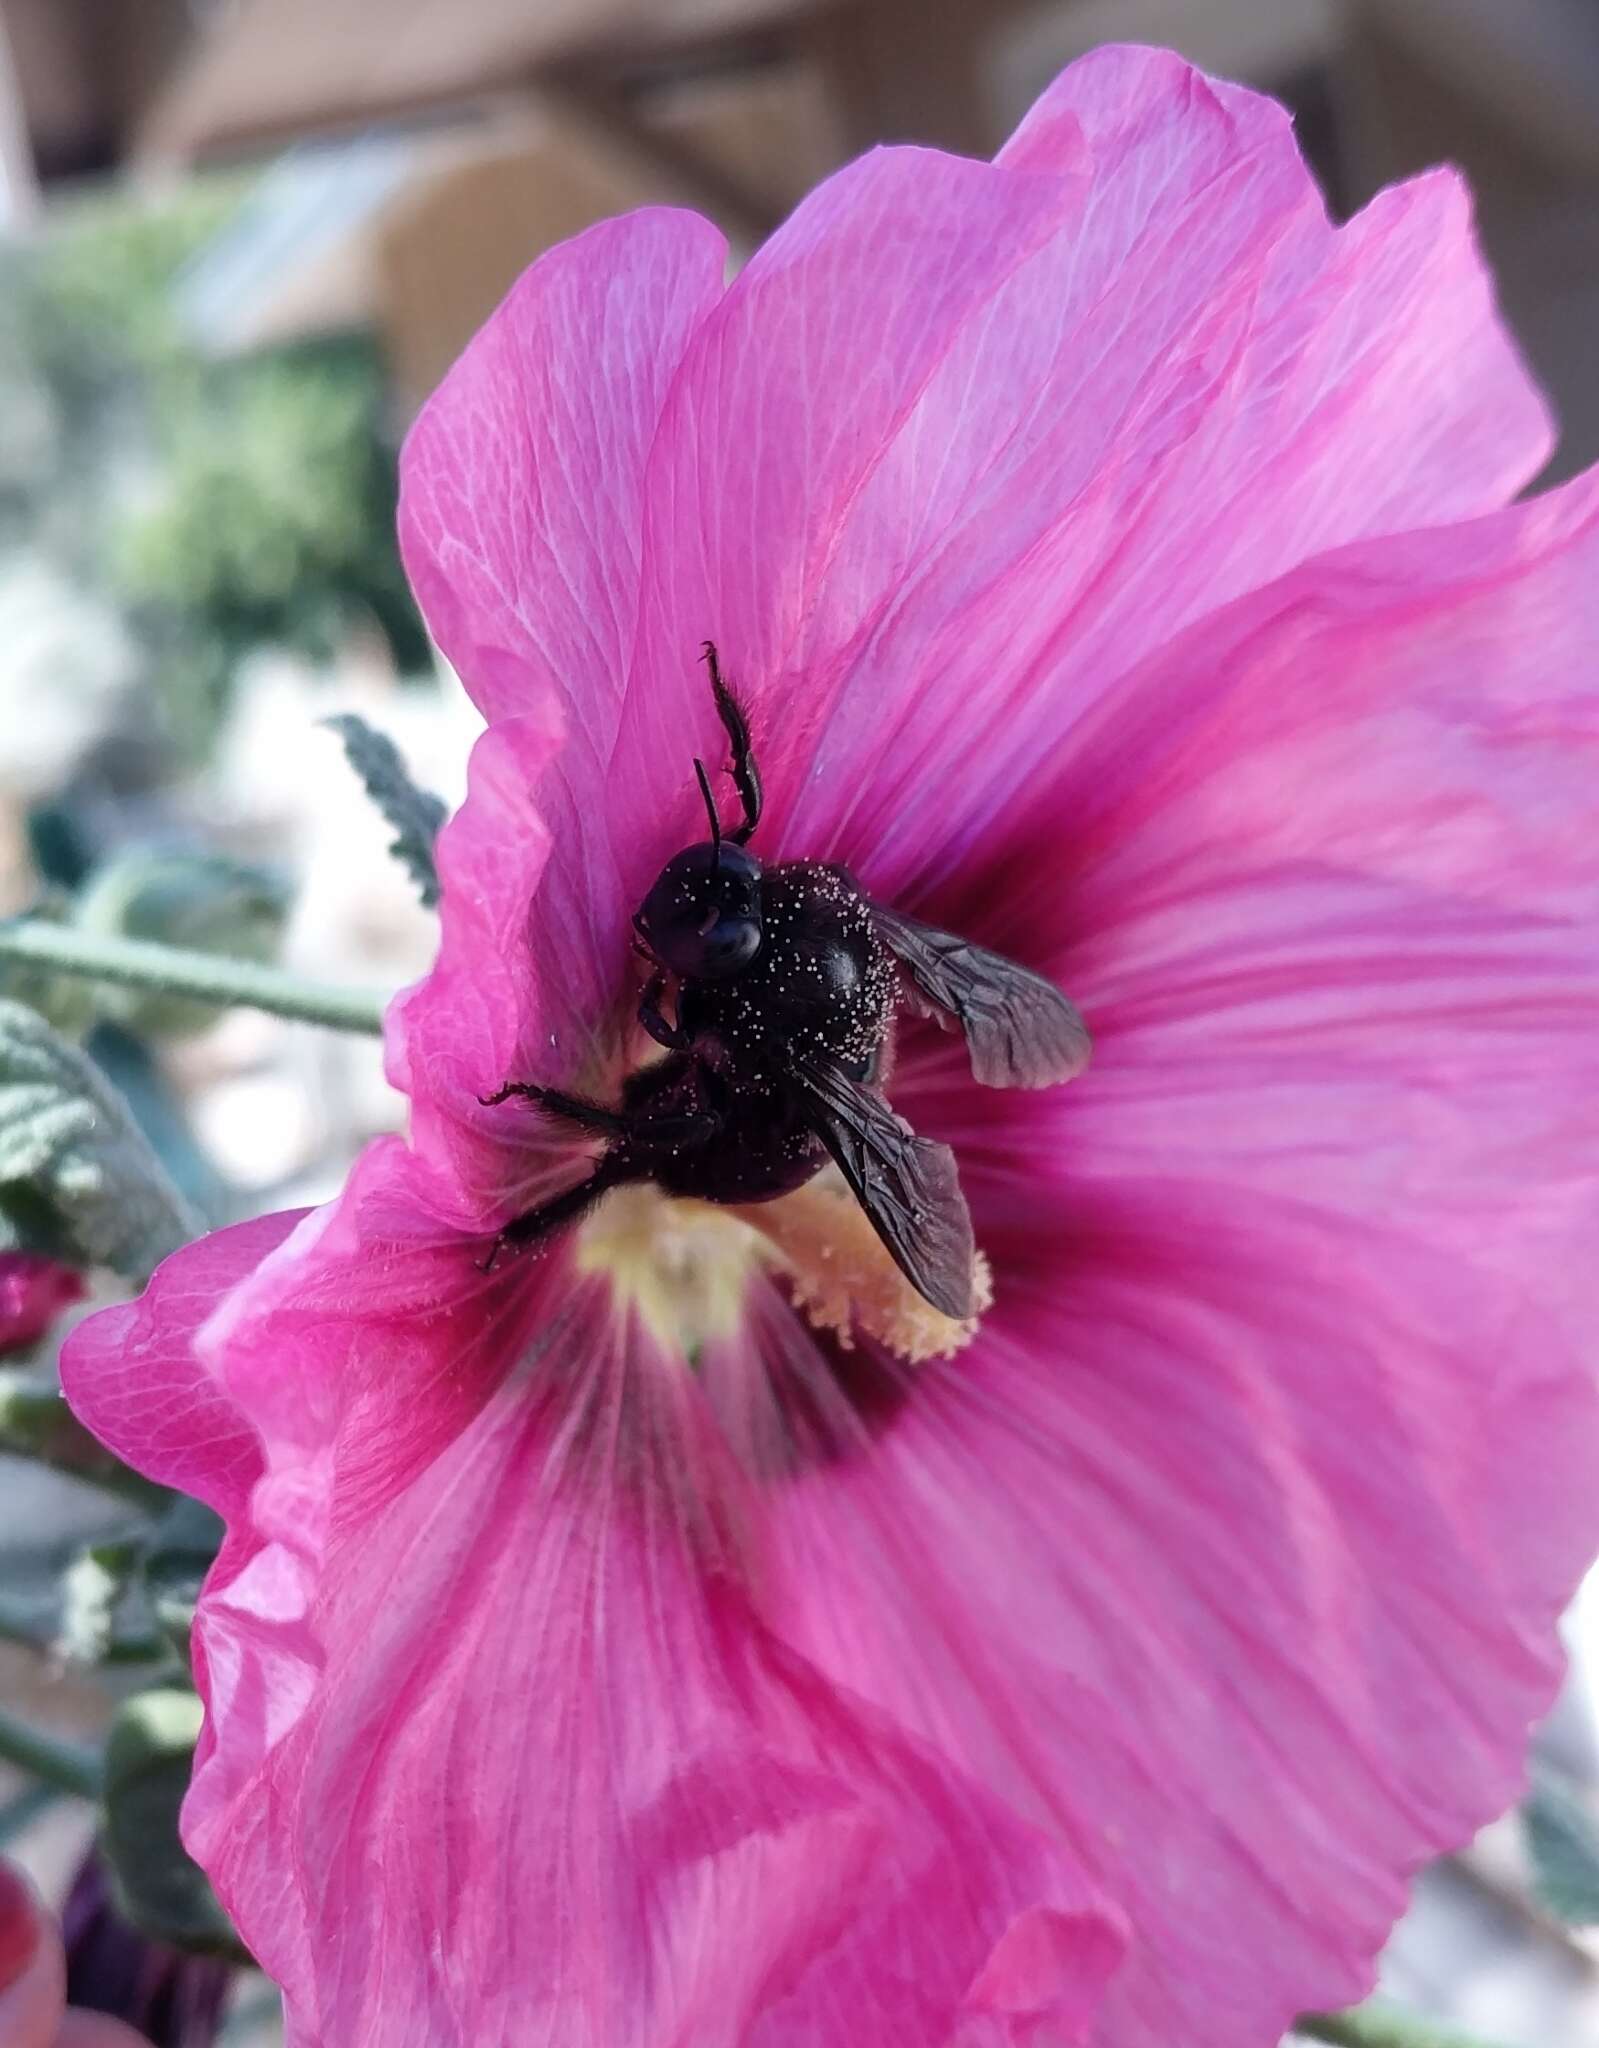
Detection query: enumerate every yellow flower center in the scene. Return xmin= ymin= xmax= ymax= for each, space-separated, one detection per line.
xmin=576 ymin=1171 xmax=991 ymax=1366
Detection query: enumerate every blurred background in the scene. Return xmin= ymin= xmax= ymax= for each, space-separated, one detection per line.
xmin=1 ymin=3 xmax=1597 ymax=2043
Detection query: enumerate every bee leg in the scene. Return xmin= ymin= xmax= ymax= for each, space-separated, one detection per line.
xmin=477 ymin=1155 xmax=639 ymax=1272
xmin=701 ymin=639 xmax=762 ymax=845
xmin=478 ymin=1080 xmax=627 ymax=1135
xmin=639 ymin=969 xmax=690 ymax=1052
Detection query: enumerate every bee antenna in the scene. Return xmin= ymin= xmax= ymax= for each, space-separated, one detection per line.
xmin=693 ymin=757 xmax=722 ymax=852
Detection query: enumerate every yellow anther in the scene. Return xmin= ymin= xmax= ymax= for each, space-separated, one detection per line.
xmin=577 ymin=1170 xmax=990 ymax=1366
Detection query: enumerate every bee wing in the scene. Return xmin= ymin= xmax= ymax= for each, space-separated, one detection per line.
xmin=791 ymin=1050 xmax=976 ymax=1321
xmin=872 ymin=905 xmax=1092 ymax=1090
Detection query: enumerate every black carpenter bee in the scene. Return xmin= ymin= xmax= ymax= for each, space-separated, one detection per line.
xmin=480 ymin=643 xmax=1091 ymax=1317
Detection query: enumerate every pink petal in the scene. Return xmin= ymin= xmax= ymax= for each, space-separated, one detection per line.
xmin=611 ymin=141 xmax=1079 ymax=854
xmin=776 ymin=46 xmax=1554 ymax=883
xmin=395 ymin=210 xmax=729 ymax=1217
xmin=398 ymin=207 xmax=727 ymax=731
xmin=393 ymin=48 xmax=1556 ymax=1179
xmin=751 ymin=1213 xmax=1596 ymax=2048
xmin=396 ymin=48 xmax=1554 ymax=1075
xmin=58 ymin=1213 xmax=302 ymax=1826
xmin=385 ymin=714 xmax=591 ymax=1227
xmin=389 ymin=140 xmax=1076 ymax=1217
xmin=749 ymin=474 xmax=1599 ymax=2045
xmin=59 ymin=1214 xmax=297 ymax=1517
xmin=111 ymin=1152 xmax=1124 ymax=2047
xmin=1016 ymin=466 xmax=1599 ymax=1277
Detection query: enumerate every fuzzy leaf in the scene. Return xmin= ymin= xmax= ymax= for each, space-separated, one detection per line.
xmin=325 ymin=713 xmax=447 ymax=907
xmin=0 ymin=998 xmax=196 ymax=1279
xmin=101 ymin=1687 xmax=244 ymax=1958
xmin=1523 ymin=1761 xmax=1599 ymax=1926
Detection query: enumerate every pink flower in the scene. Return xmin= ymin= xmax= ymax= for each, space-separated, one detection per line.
xmin=62 ymin=42 xmax=1599 ymax=2048
xmin=0 ymin=1252 xmax=85 ymax=1358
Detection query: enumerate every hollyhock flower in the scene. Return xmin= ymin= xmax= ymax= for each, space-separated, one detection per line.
xmin=62 ymin=40 xmax=1599 ymax=2048
xmin=0 ymin=1252 xmax=85 ymax=1357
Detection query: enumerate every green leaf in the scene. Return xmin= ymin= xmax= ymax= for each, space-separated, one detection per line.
xmin=1523 ymin=1759 xmax=1599 ymax=1925
xmin=0 ymin=997 xmax=196 ymax=1278
xmin=100 ymin=1687 xmax=245 ymax=1959
xmin=325 ymin=713 xmax=447 ymax=907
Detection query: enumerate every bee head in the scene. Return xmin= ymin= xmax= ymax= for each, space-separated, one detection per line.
xmin=635 ymin=840 xmax=763 ymax=981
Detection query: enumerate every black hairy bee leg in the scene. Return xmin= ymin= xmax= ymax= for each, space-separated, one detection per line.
xmin=478 ymin=1080 xmax=627 ymax=1135
xmin=638 ymin=969 xmax=690 ymax=1052
xmin=701 ymin=639 xmax=762 ymax=844
xmin=477 ymin=1157 xmax=639 ymax=1274
xmin=475 ymin=1092 xmax=723 ymax=1274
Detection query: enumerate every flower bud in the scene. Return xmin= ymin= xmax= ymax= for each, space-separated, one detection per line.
xmin=0 ymin=1250 xmax=84 ymax=1358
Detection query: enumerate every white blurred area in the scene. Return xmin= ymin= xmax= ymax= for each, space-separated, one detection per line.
xmin=1356 ymin=1572 xmax=1599 ymax=2046
xmin=0 ymin=560 xmax=137 ymax=801
xmin=3 ymin=3 xmax=1599 ymax=2044
xmin=0 ymin=632 xmax=479 ymax=1203
xmin=181 ymin=644 xmax=477 ymax=1207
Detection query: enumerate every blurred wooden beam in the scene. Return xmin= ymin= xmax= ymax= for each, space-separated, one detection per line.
xmin=137 ymin=0 xmax=814 ymax=167
xmin=0 ymin=4 xmax=39 ymax=224
xmin=538 ymin=69 xmax=781 ymax=247
xmin=1356 ymin=0 xmax=1599 ymax=178
xmin=803 ymin=0 xmax=1013 ymax=157
xmin=1339 ymin=4 xmax=1599 ymax=487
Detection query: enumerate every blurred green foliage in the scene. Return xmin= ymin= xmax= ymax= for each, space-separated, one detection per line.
xmin=74 ymin=847 xmax=291 ymax=1037
xmin=0 ymin=178 xmax=426 ymax=758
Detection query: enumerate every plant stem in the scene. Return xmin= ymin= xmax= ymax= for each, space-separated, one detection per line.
xmin=1298 ymin=2003 xmax=1512 ymax=2048
xmin=0 ymin=921 xmax=389 ymax=1036
xmin=0 ymin=1705 xmax=101 ymax=1799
